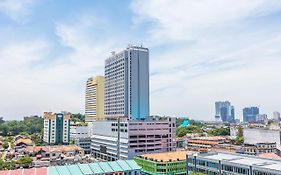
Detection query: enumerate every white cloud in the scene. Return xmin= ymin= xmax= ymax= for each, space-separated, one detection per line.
xmin=0 ymin=14 xmax=126 ymax=119
xmin=0 ymin=0 xmax=37 ymax=22
xmin=131 ymin=0 xmax=281 ymax=42
xmin=131 ymin=0 xmax=281 ymax=120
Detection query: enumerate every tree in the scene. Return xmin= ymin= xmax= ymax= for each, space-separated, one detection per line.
xmin=17 ymin=157 xmax=33 ymax=168
xmin=3 ymin=141 xmax=9 ymax=149
xmin=71 ymin=113 xmax=85 ymax=123
xmin=235 ymin=126 xmax=244 ymax=145
xmin=0 ymin=116 xmax=44 ymax=136
xmin=176 ymin=125 xmax=203 ymax=137
xmin=208 ymin=127 xmax=230 ymax=136
xmin=190 ymin=172 xmax=207 ymax=175
xmin=0 ymin=117 xmax=4 ymax=125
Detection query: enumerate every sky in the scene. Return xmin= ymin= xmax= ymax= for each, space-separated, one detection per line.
xmin=0 ymin=0 xmax=281 ymax=121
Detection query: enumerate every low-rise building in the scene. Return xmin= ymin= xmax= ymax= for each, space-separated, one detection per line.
xmin=91 ymin=117 xmax=176 ymax=161
xmin=15 ymin=138 xmax=34 ymax=151
xmin=134 ymin=151 xmax=192 ymax=175
xmin=187 ymin=152 xmax=281 ymax=175
xmin=23 ymin=145 xmax=84 ymax=166
xmin=0 ymin=160 xmax=141 ymax=175
xmin=187 ymin=139 xmax=218 ymax=150
xmin=236 ymin=142 xmax=277 ymax=156
xmin=243 ymin=128 xmax=281 ymax=146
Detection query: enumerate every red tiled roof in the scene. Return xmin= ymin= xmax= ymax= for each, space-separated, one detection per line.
xmin=259 ymin=153 xmax=281 ymax=160
xmin=23 ymin=168 xmax=35 ymax=175
xmin=10 ymin=169 xmax=22 ymax=175
xmin=0 ymin=170 xmax=10 ymax=175
xmin=188 ymin=139 xmax=218 ymax=146
xmin=0 ymin=168 xmax=47 ymax=175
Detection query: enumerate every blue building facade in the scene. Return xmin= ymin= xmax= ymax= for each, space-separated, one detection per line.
xmin=243 ymin=107 xmax=259 ymax=122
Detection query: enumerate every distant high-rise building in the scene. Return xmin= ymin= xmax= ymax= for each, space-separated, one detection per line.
xmin=256 ymin=114 xmax=268 ymax=123
xmin=43 ymin=112 xmax=70 ymax=145
xmin=273 ymin=111 xmax=281 ymax=122
xmin=104 ymin=45 xmax=149 ymax=120
xmin=243 ymin=107 xmax=259 ymax=123
xmin=85 ymin=76 xmax=105 ymax=122
xmin=215 ymin=101 xmax=235 ymax=122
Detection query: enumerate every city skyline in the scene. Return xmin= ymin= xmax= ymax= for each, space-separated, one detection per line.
xmin=1 ymin=0 xmax=281 ymax=120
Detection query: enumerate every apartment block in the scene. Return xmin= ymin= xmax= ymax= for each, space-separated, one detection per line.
xmin=43 ymin=112 xmax=70 ymax=145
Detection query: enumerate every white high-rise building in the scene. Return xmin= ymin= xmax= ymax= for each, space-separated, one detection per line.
xmin=104 ymin=45 xmax=149 ymax=120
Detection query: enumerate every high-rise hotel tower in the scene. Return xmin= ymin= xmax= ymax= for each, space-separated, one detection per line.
xmin=104 ymin=45 xmax=149 ymax=120
xmin=85 ymin=76 xmax=105 ymax=122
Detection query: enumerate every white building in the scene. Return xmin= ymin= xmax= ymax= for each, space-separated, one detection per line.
xmin=256 ymin=114 xmax=268 ymax=123
xmin=69 ymin=123 xmax=91 ymax=154
xmin=91 ymin=117 xmax=176 ymax=161
xmin=243 ymin=128 xmax=281 ymax=146
xmin=70 ymin=124 xmax=90 ymax=140
xmin=104 ymin=45 xmax=149 ymax=120
xmin=43 ymin=112 xmax=70 ymax=145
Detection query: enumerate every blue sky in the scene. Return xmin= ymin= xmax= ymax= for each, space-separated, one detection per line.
xmin=1 ymin=0 xmax=281 ymax=120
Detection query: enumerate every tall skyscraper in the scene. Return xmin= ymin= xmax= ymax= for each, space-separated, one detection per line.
xmin=215 ymin=101 xmax=235 ymax=122
xmin=104 ymin=45 xmax=149 ymax=120
xmin=85 ymin=76 xmax=105 ymax=122
xmin=243 ymin=107 xmax=259 ymax=122
xmin=43 ymin=112 xmax=70 ymax=145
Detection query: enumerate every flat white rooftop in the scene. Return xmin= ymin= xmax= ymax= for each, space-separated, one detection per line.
xmin=195 ymin=152 xmax=281 ymax=172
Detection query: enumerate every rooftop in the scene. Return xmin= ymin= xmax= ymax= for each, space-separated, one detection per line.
xmin=15 ymin=138 xmax=34 ymax=146
xmin=138 ymin=151 xmax=192 ymax=162
xmin=193 ymin=152 xmax=281 ymax=172
xmin=258 ymin=153 xmax=281 ymax=160
xmin=0 ymin=160 xmax=140 ymax=175
xmin=188 ymin=139 xmax=218 ymax=146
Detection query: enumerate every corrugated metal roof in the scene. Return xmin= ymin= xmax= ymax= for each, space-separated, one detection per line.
xmin=67 ymin=164 xmax=83 ymax=175
xmin=116 ymin=160 xmax=132 ymax=171
xmin=88 ymin=163 xmax=103 ymax=174
xmin=106 ymin=161 xmax=123 ymax=172
xmin=98 ymin=162 xmax=114 ymax=173
xmin=48 ymin=167 xmax=60 ymax=175
xmin=0 ymin=160 xmax=141 ymax=175
xmin=78 ymin=164 xmax=93 ymax=175
xmin=126 ymin=160 xmax=141 ymax=170
xmin=56 ymin=166 xmax=71 ymax=175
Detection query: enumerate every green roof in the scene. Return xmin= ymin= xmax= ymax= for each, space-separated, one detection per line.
xmin=67 ymin=164 xmax=83 ymax=175
xmin=78 ymin=164 xmax=94 ymax=175
xmin=126 ymin=160 xmax=141 ymax=170
xmin=47 ymin=160 xmax=140 ymax=175
xmin=116 ymin=160 xmax=132 ymax=171
xmin=48 ymin=167 xmax=60 ymax=175
xmin=56 ymin=166 xmax=71 ymax=175
xmin=107 ymin=161 xmax=123 ymax=172
xmin=98 ymin=162 xmax=114 ymax=173
xmin=88 ymin=163 xmax=104 ymax=174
